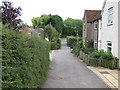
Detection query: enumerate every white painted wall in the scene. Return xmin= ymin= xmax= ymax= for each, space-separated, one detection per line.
xmin=100 ymin=0 xmax=119 ymax=59
xmin=98 ymin=19 xmax=102 ymax=50
xmin=118 ymin=1 xmax=120 ymax=68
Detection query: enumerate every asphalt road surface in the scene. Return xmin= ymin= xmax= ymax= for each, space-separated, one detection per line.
xmin=44 ymin=39 xmax=109 ymax=89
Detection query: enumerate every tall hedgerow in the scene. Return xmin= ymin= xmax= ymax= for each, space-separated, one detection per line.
xmin=2 ymin=24 xmax=50 ymax=88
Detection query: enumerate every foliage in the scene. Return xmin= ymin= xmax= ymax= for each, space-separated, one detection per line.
xmin=31 ymin=14 xmax=64 ymax=36
xmin=89 ymin=50 xmax=119 ymax=60
xmin=1 ymin=1 xmax=22 ymax=29
xmin=49 ymin=15 xmax=64 ymax=34
xmin=85 ymin=40 xmax=94 ymax=48
xmin=31 ymin=14 xmax=51 ymax=28
xmin=71 ymin=40 xmax=83 ymax=56
xmin=63 ymin=18 xmax=82 ymax=37
xmin=80 ymin=49 xmax=119 ymax=69
xmin=2 ymin=24 xmax=50 ymax=88
xmin=88 ymin=50 xmax=119 ymax=69
xmin=44 ymin=25 xmax=59 ymax=41
xmin=67 ymin=36 xmax=77 ymax=48
xmin=81 ymin=48 xmax=95 ymax=54
xmin=51 ymin=38 xmax=61 ymax=50
xmin=44 ymin=25 xmax=61 ymax=50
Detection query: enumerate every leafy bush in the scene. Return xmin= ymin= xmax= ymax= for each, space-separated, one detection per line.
xmin=67 ymin=36 xmax=78 ymax=48
xmin=89 ymin=50 xmax=117 ymax=60
xmin=44 ymin=25 xmax=61 ymax=50
xmin=44 ymin=25 xmax=59 ymax=41
xmin=81 ymin=48 xmax=95 ymax=54
xmin=2 ymin=25 xmax=50 ymax=88
xmin=70 ymin=38 xmax=83 ymax=57
xmin=73 ymin=40 xmax=83 ymax=56
xmin=88 ymin=50 xmax=119 ymax=69
xmin=51 ymin=38 xmax=61 ymax=50
xmin=89 ymin=51 xmax=102 ymax=59
xmin=85 ymin=40 xmax=94 ymax=48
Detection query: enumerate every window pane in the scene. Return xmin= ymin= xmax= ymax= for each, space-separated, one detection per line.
xmin=108 ymin=7 xmax=113 ymax=13
xmin=108 ymin=14 xmax=113 ymax=24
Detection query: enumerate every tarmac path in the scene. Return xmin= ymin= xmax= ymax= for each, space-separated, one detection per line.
xmin=44 ymin=39 xmax=110 ymax=89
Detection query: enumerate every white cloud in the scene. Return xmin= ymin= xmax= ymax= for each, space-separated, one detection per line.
xmin=2 ymin=0 xmax=104 ymax=25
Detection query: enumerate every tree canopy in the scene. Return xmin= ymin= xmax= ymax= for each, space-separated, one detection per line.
xmin=44 ymin=25 xmax=59 ymax=41
xmin=49 ymin=15 xmax=64 ymax=34
xmin=0 ymin=1 xmax=22 ymax=29
xmin=31 ymin=14 xmax=51 ymax=28
xmin=63 ymin=18 xmax=82 ymax=37
xmin=31 ymin=15 xmax=64 ymax=36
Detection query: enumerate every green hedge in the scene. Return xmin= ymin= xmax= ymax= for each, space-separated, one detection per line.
xmin=51 ymin=38 xmax=61 ymax=50
xmin=81 ymin=48 xmax=95 ymax=54
xmin=89 ymin=50 xmax=119 ymax=60
xmin=2 ymin=25 xmax=50 ymax=88
xmin=67 ymin=36 xmax=78 ymax=48
xmin=71 ymin=40 xmax=83 ymax=56
xmin=89 ymin=50 xmax=119 ymax=69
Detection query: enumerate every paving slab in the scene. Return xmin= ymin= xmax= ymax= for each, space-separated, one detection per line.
xmin=87 ymin=66 xmax=118 ymax=89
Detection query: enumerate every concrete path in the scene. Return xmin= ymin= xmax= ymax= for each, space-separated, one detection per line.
xmin=44 ymin=39 xmax=110 ymax=88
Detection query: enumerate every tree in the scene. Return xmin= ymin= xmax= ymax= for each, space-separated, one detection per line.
xmin=0 ymin=1 xmax=22 ymax=29
xmin=63 ymin=18 xmax=82 ymax=37
xmin=49 ymin=15 xmax=64 ymax=34
xmin=31 ymin=14 xmax=50 ymax=28
xmin=44 ymin=25 xmax=59 ymax=41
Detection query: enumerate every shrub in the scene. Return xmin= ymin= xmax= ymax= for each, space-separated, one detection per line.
xmin=81 ymin=48 xmax=95 ymax=54
xmin=67 ymin=36 xmax=78 ymax=48
xmin=85 ymin=40 xmax=94 ymax=48
xmin=51 ymin=38 xmax=61 ymax=50
xmin=44 ymin=25 xmax=58 ymax=41
xmin=89 ymin=50 xmax=119 ymax=69
xmin=80 ymin=58 xmax=83 ymax=60
xmin=2 ymin=25 xmax=50 ymax=88
xmin=90 ymin=50 xmax=116 ymax=60
xmin=89 ymin=51 xmax=102 ymax=59
xmin=44 ymin=25 xmax=61 ymax=50
xmin=70 ymin=39 xmax=83 ymax=57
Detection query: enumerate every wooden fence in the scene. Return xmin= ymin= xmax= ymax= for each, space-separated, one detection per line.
xmin=79 ymin=51 xmax=119 ymax=69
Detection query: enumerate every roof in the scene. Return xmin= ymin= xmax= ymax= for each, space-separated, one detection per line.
xmin=84 ymin=10 xmax=101 ymax=23
xmin=20 ymin=28 xmax=31 ymax=35
xmin=35 ymin=28 xmax=44 ymax=32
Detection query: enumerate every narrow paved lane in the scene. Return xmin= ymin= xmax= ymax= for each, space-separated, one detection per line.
xmin=44 ymin=39 xmax=109 ymax=88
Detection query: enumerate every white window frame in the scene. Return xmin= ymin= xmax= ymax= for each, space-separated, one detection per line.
xmin=94 ymin=40 xmax=97 ymax=49
xmin=108 ymin=7 xmax=113 ymax=25
xmin=107 ymin=41 xmax=112 ymax=53
xmin=38 ymin=33 xmax=41 ymax=37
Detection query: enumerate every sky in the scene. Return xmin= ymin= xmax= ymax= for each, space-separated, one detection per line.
xmin=1 ymin=0 xmax=104 ymax=25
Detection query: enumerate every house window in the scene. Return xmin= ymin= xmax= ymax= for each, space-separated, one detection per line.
xmin=107 ymin=41 xmax=112 ymax=53
xmin=108 ymin=7 xmax=113 ymax=24
xmin=38 ymin=33 xmax=41 ymax=37
xmin=94 ymin=21 xmax=97 ymax=29
xmin=94 ymin=41 xmax=97 ymax=49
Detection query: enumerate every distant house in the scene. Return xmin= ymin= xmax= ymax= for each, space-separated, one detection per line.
xmin=34 ymin=28 xmax=44 ymax=37
xmin=99 ymin=0 xmax=120 ymax=67
xmin=20 ymin=28 xmax=44 ymax=37
xmin=20 ymin=28 xmax=34 ymax=35
xmin=83 ymin=10 xmax=101 ymax=49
